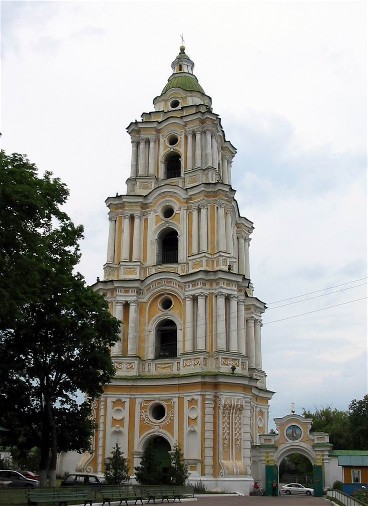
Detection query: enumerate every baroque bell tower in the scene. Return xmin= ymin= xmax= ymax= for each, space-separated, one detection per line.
xmin=87 ymin=45 xmax=273 ymax=494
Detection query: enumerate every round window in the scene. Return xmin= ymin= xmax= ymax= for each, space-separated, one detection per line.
xmin=170 ymin=99 xmax=180 ymax=109
xmin=159 ymin=296 xmax=173 ymax=311
xmin=167 ymin=134 xmax=179 ymax=146
xmin=150 ymin=403 xmax=166 ymax=421
xmin=162 ymin=205 xmax=175 ymax=219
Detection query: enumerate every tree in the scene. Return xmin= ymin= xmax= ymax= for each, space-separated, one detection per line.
xmin=0 ymin=151 xmax=120 ymax=486
xmin=135 ymin=440 xmax=163 ymax=485
xmin=168 ymin=444 xmax=189 ymax=486
xmin=302 ymin=407 xmax=351 ymax=449
xmin=349 ymin=395 xmax=368 ymax=450
xmin=104 ymin=443 xmax=129 ymax=485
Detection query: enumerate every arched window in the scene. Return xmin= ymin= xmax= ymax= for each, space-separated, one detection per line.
xmin=157 ymin=229 xmax=178 ymax=264
xmin=165 ymin=152 xmax=181 ymax=179
xmin=156 ymin=319 xmax=177 ymax=358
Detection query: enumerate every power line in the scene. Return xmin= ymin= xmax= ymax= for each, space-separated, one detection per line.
xmin=267 ymin=283 xmax=367 ymax=310
xmin=263 ymin=297 xmax=367 ymax=325
xmin=267 ymin=277 xmax=367 ymax=305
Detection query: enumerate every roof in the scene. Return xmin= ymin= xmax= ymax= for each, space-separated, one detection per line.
xmin=161 ymin=74 xmax=205 ymax=94
xmin=330 ymin=450 xmax=368 ymax=467
xmin=331 ymin=450 xmax=368 ymax=456
xmin=338 ymin=456 xmax=368 ymax=467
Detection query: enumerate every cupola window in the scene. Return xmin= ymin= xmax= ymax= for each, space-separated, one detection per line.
xmin=169 ymin=99 xmax=180 ymax=109
xmin=165 ymin=152 xmax=181 ymax=179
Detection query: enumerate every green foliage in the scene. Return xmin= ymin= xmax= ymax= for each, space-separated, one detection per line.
xmin=134 ymin=440 xmax=163 ymax=485
xmin=349 ymin=395 xmax=368 ymax=450
xmin=302 ymin=406 xmax=351 ymax=449
xmin=353 ymin=488 xmax=368 ymax=505
xmin=332 ymin=481 xmax=343 ymax=490
xmin=279 ymin=453 xmax=312 ymax=483
xmin=0 ymin=151 xmax=120 ymax=484
xmin=168 ymin=444 xmax=189 ymax=486
xmin=104 ymin=443 xmax=129 ymax=485
xmin=0 ymin=455 xmax=11 ymax=469
xmin=303 ymin=397 xmax=368 ymax=450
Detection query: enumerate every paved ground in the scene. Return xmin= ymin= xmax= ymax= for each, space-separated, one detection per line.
xmin=89 ymin=495 xmax=329 ymax=506
xmin=194 ymin=495 xmax=328 ymax=506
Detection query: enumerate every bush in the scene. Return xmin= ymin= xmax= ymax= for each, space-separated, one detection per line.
xmin=332 ymin=481 xmax=343 ymax=490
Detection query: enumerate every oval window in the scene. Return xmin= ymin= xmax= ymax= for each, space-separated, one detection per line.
xmin=159 ymin=296 xmax=173 ymax=311
xmin=170 ymin=99 xmax=180 ymax=109
xmin=162 ymin=205 xmax=175 ymax=219
xmin=150 ymin=403 xmax=166 ymax=421
xmin=167 ymin=134 xmax=179 ymax=146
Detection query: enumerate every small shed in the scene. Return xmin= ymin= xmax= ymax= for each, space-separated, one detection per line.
xmin=330 ymin=450 xmax=368 ymax=495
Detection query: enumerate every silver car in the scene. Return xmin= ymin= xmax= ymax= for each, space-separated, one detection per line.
xmin=281 ymin=483 xmax=314 ymax=495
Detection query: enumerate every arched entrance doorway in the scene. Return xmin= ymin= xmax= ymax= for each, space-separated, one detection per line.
xmin=279 ymin=452 xmax=313 ymax=488
xmin=140 ymin=436 xmax=172 ymax=484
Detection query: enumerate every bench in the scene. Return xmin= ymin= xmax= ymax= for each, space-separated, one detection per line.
xmin=100 ymin=485 xmax=143 ymax=506
xmin=144 ymin=485 xmax=194 ymax=503
xmin=27 ymin=490 xmax=92 ymax=506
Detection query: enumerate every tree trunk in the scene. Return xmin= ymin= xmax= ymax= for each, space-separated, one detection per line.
xmin=47 ymin=400 xmax=58 ymax=487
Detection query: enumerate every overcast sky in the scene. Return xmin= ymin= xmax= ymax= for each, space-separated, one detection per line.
xmin=1 ymin=0 xmax=367 ymax=429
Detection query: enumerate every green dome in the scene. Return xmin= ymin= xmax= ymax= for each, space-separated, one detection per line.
xmin=161 ymin=74 xmax=205 ymax=94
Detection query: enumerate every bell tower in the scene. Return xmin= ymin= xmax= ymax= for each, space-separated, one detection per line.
xmin=87 ymin=45 xmax=273 ymax=494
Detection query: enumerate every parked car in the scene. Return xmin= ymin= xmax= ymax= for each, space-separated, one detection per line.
xmin=0 ymin=470 xmax=39 ymax=488
xmin=281 ymin=483 xmax=314 ymax=495
xmin=21 ymin=471 xmax=40 ymax=481
xmin=61 ymin=473 xmax=105 ymax=487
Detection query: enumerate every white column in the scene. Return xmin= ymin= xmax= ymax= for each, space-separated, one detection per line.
xmin=195 ymin=130 xmax=201 ymax=167
xmin=255 ymin=319 xmax=262 ymax=369
xmin=121 ymin=214 xmax=130 ymax=261
xmin=191 ymin=207 xmax=199 ymax=255
xmin=216 ymin=293 xmax=226 ymax=350
xmin=147 ymin=211 xmax=155 ymax=264
xmin=238 ymin=236 xmax=245 ymax=275
xmin=130 ymin=140 xmax=138 ymax=177
xmin=112 ymin=302 xmax=124 ymax=355
xmin=204 ymin=395 xmax=214 ymax=476
xmin=199 ymin=205 xmax=208 ymax=252
xmin=217 ymin=204 xmax=226 ymax=251
xmin=138 ymin=139 xmax=146 ymax=176
xmin=212 ymin=135 xmax=218 ymax=169
xmin=196 ymin=294 xmax=206 ymax=350
xmin=205 ymin=130 xmax=212 ymax=167
xmin=228 ymin=159 xmax=232 ymax=185
xmin=225 ymin=210 xmax=232 ymax=254
xmin=127 ymin=301 xmax=138 ymax=356
xmin=237 ymin=300 xmax=246 ymax=355
xmin=222 ymin=156 xmax=229 ymax=184
xmin=107 ymin=218 xmax=116 ymax=263
xmin=148 ymin=137 xmax=156 ymax=175
xmin=132 ymin=214 xmax=141 ymax=261
xmin=185 ymin=296 xmax=193 ymax=352
xmin=229 ymin=295 xmax=238 ymax=352
xmin=246 ymin=318 xmax=255 ymax=368
xmin=244 ymin=238 xmax=250 ymax=279
xmin=187 ymin=132 xmax=193 ymax=170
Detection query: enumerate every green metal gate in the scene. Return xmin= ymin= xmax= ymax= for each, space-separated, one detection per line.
xmin=313 ymin=465 xmax=323 ymax=497
xmin=265 ymin=464 xmax=278 ymax=496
